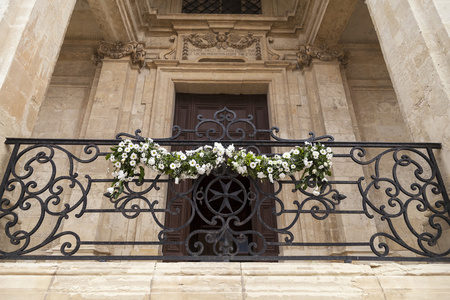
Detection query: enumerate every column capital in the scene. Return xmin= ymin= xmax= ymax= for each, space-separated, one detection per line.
xmin=93 ymin=41 xmax=146 ymax=68
xmin=297 ymin=44 xmax=348 ymax=69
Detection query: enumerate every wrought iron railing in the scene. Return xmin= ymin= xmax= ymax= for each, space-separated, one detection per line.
xmin=0 ymin=108 xmax=449 ymax=262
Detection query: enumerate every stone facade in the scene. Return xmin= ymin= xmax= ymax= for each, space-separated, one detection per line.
xmin=0 ymin=0 xmax=449 ymax=297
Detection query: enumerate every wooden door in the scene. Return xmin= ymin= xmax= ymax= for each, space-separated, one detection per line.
xmin=163 ymin=93 xmax=279 ymax=257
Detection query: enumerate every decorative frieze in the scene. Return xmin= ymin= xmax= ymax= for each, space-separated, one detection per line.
xmin=181 ymin=31 xmax=262 ymax=61
xmin=93 ymin=41 xmax=146 ymax=67
xmin=297 ymin=44 xmax=348 ymax=68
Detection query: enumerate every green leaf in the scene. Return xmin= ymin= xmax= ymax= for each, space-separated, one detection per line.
xmin=139 ymin=166 xmax=145 ymax=183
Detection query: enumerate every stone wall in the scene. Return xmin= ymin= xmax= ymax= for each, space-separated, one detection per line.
xmin=0 ymin=0 xmax=76 ymax=173
xmin=1 ymin=262 xmax=450 ymax=299
xmin=366 ymin=0 xmax=450 ymax=189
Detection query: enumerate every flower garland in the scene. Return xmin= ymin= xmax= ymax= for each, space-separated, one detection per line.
xmin=106 ymin=139 xmax=333 ymax=199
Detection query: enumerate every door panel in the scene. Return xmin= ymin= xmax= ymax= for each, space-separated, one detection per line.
xmin=163 ymin=93 xmax=278 ymax=257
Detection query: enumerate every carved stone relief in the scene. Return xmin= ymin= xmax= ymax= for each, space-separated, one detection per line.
xmin=181 ymin=31 xmax=262 ymax=61
xmin=93 ymin=41 xmax=146 ymax=68
xmin=297 ymin=44 xmax=348 ymax=68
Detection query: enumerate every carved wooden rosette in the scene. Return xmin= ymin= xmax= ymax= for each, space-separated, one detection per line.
xmin=94 ymin=41 xmax=146 ymax=68
xmin=297 ymin=44 xmax=348 ymax=69
xmin=181 ymin=32 xmax=262 ymax=61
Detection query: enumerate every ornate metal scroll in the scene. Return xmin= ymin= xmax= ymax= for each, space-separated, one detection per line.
xmin=0 ymin=143 xmax=100 ymax=257
xmin=350 ymin=147 xmax=450 ymax=257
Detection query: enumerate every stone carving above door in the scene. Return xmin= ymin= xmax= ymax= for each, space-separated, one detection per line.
xmin=181 ymin=31 xmax=262 ymax=61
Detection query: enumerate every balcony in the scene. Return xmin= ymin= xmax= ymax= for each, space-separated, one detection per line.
xmin=0 ymin=108 xmax=449 ymax=262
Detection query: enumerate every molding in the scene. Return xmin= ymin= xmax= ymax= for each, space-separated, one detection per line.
xmin=297 ymin=44 xmax=348 ymax=69
xmin=93 ymin=41 xmax=146 ymax=68
xmin=160 ymin=35 xmax=178 ymax=59
xmin=266 ymin=37 xmax=284 ymax=60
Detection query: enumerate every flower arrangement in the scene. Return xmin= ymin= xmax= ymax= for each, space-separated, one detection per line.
xmin=106 ymin=139 xmax=333 ymax=199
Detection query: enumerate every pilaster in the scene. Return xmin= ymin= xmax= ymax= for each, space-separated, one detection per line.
xmin=304 ymin=57 xmax=377 ymax=256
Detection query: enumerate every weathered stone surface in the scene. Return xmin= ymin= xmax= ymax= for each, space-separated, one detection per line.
xmin=0 ymin=262 xmax=449 ymax=299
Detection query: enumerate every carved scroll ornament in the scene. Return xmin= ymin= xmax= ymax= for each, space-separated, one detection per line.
xmin=94 ymin=41 xmax=146 ymax=68
xmin=297 ymin=44 xmax=348 ymax=69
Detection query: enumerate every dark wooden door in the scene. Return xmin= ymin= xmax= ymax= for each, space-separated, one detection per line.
xmin=163 ymin=93 xmax=279 ymax=257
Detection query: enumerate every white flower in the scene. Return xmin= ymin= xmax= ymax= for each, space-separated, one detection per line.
xmin=170 ymin=163 xmax=177 ymax=170
xmin=142 ymin=143 xmax=149 ymax=150
xmin=318 ymin=165 xmax=324 ymax=169
xmin=151 ymin=150 xmax=157 ymax=156
xmin=291 ymin=164 xmax=296 ymax=170
xmin=117 ymin=147 xmax=123 ymax=152
xmin=157 ymin=154 xmax=161 ymax=159
xmin=326 ymin=153 xmax=333 ymax=160
xmin=226 ymin=145 xmax=235 ymax=156
xmin=324 ymin=162 xmax=328 ymax=167
xmin=197 ymin=167 xmax=206 ymax=175
xmin=117 ymin=170 xmax=127 ymax=180
xmin=158 ymin=164 xmax=165 ymax=170
xmin=320 ymin=149 xmax=327 ymax=155
xmin=141 ymin=158 xmax=148 ymax=164
xmin=199 ymin=152 xmax=204 ymax=158
xmin=130 ymin=160 xmax=136 ymax=166
xmin=115 ymin=162 xmax=121 ymax=168
xmin=313 ymin=189 xmax=320 ymax=196
xmin=282 ymin=161 xmax=289 ymax=168
xmin=141 ymin=153 xmax=146 ymax=158
xmin=130 ymin=153 xmax=137 ymax=160
xmin=327 ymin=147 xmax=332 ymax=153
xmin=124 ymin=147 xmax=131 ymax=153
xmin=109 ymin=155 xmax=115 ymax=162
xmin=189 ymin=159 xmax=196 ymax=167
xmin=119 ymin=141 xmax=125 ymax=147
xmin=282 ymin=152 xmax=291 ymax=159
xmin=293 ymin=149 xmax=300 ymax=155
xmin=250 ymin=162 xmax=257 ymax=169
xmin=122 ymin=153 xmax=128 ymax=159
xmin=312 ymin=169 xmax=317 ymax=174
xmin=148 ymin=158 xmax=155 ymax=165
xmin=279 ymin=173 xmax=286 ymax=179
xmin=107 ymin=187 xmax=115 ymax=194
xmin=180 ymin=154 xmax=187 ymax=161
xmin=175 ymin=177 xmax=179 ymax=184
xmin=257 ymin=172 xmax=266 ymax=179
xmin=267 ymin=167 xmax=273 ymax=173
xmin=268 ymin=173 xmax=274 ymax=183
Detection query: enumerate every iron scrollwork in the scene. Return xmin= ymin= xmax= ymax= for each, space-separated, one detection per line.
xmin=350 ymin=147 xmax=450 ymax=257
xmin=0 ymin=107 xmax=448 ymax=262
xmin=0 ymin=144 xmax=100 ymax=256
